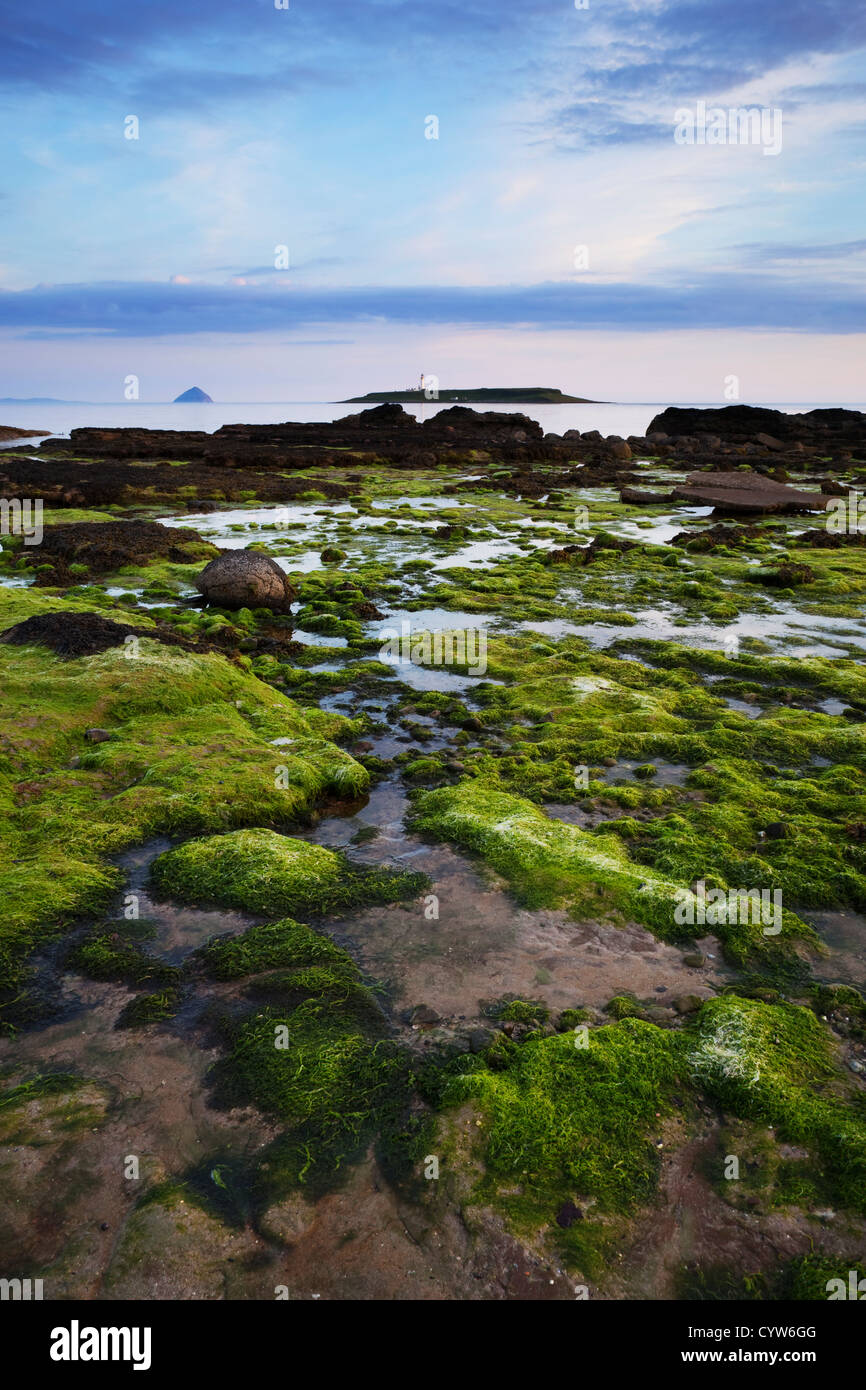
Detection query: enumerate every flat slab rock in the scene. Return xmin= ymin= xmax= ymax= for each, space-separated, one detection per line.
xmin=673 ymin=470 xmax=830 ymax=514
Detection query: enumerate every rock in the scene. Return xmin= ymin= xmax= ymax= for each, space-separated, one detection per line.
xmin=754 ymin=432 xmax=784 ymax=450
xmin=752 ymin=562 xmax=814 ymax=587
xmin=668 ymin=521 xmax=762 ymax=553
xmin=555 ymin=1200 xmax=583 ymax=1228
xmin=196 ymin=549 xmax=297 ymax=613
xmin=85 ymin=728 xmax=113 ymax=743
xmin=607 ymin=438 xmax=632 ymax=461
xmin=644 ymin=1005 xmax=671 ymax=1023
xmin=320 ymin=546 xmax=347 ymax=564
xmin=410 ymin=1004 xmax=441 ymax=1027
xmin=469 ymin=1026 xmax=496 ymax=1053
xmin=764 ymin=821 xmax=791 ymax=840
xmin=258 ymin=1193 xmax=317 ymax=1245
xmin=0 ymin=610 xmax=201 ymax=660
xmin=682 ymin=953 xmax=704 ymax=968
xmin=619 ymin=487 xmax=673 ymax=504
xmin=672 ymin=470 xmax=829 ymax=515
xmin=673 ymin=994 xmax=703 ymax=1015
xmin=27 ymin=518 xmax=216 ymax=587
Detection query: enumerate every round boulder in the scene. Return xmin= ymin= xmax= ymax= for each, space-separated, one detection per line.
xmin=196 ymin=549 xmax=296 ymax=613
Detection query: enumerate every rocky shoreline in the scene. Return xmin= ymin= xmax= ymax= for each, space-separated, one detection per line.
xmin=0 ymin=400 xmax=864 ymax=1302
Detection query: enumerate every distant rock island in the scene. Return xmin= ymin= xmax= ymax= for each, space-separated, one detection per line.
xmin=0 ymin=397 xmax=73 ymax=406
xmin=174 ymin=387 xmax=213 ymax=403
xmin=342 ymin=386 xmax=598 ymax=405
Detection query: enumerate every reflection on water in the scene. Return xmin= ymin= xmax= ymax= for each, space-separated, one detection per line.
xmin=803 ymin=909 xmax=866 ymax=989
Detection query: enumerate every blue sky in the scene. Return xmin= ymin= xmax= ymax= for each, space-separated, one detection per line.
xmin=2 ymin=0 xmax=865 ymax=401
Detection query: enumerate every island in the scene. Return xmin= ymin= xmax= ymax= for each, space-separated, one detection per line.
xmin=173 ymin=387 xmax=213 ymax=403
xmin=341 ymin=385 xmax=600 ymax=404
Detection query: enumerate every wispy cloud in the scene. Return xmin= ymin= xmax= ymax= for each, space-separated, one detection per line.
xmin=1 ymin=275 xmax=863 ymax=336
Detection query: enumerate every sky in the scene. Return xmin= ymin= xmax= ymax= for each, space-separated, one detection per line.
xmin=2 ymin=0 xmax=866 ymax=402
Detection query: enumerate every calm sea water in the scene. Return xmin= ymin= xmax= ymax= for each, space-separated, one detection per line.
xmin=2 ymin=400 xmax=864 ymax=441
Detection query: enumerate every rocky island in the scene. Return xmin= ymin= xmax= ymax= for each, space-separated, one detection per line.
xmin=343 ymin=385 xmax=597 ymax=404
xmin=174 ymin=386 xmax=213 ymax=403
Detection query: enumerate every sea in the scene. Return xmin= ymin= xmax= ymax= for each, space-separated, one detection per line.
xmin=2 ymin=400 xmax=865 ymax=442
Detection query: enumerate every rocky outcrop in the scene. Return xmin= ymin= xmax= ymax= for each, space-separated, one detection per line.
xmin=0 ymin=425 xmax=51 ymax=441
xmin=672 ymin=470 xmax=830 ymax=514
xmin=0 ymin=455 xmax=353 ymax=510
xmin=196 ymin=550 xmax=297 ymax=613
xmin=619 ymin=487 xmax=674 ymax=504
xmin=0 ymin=611 xmax=198 ymax=659
xmin=30 ymin=520 xmax=217 ymax=586
xmin=647 ymin=404 xmax=866 ymax=459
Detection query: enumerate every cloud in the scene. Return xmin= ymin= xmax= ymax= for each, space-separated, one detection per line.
xmin=0 ymin=274 xmax=863 ymax=337
xmin=734 ymin=239 xmax=866 ymax=264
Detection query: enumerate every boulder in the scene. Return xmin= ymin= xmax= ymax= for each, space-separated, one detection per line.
xmin=196 ymin=550 xmax=297 ymax=613
xmin=607 ymin=438 xmax=633 ymax=461
xmin=619 ymin=486 xmax=674 ymax=504
xmin=672 ymin=470 xmax=830 ymax=514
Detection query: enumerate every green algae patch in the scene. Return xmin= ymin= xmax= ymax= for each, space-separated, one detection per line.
xmin=67 ymin=928 xmax=180 ymax=989
xmin=438 ymin=1018 xmax=687 ymax=1271
xmin=407 ymin=628 xmax=865 ymax=924
xmin=688 ymin=995 xmax=866 ymax=1213
xmin=677 ymin=1253 xmax=866 ymax=1301
xmin=0 ymin=1073 xmax=110 ymax=1145
xmin=410 ymin=780 xmax=813 ymax=966
xmin=151 ymin=827 xmax=427 ymax=918
xmin=115 ymin=986 xmax=183 ymax=1029
xmin=199 ymin=916 xmax=350 ymax=981
xmin=0 ymin=585 xmax=371 ymax=1017
xmin=433 ymin=995 xmax=866 ymax=1278
xmin=217 ymin=966 xmax=412 ymax=1198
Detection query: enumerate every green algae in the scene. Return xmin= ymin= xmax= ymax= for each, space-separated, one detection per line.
xmin=677 ymin=1253 xmax=866 ymax=1301
xmin=67 ymin=928 xmax=180 ymax=989
xmin=0 ymin=1072 xmax=109 ymax=1145
xmin=151 ymin=827 xmax=428 ymax=917
xmin=408 ymin=630 xmax=865 ymax=921
xmin=198 ymin=916 xmax=350 ymax=980
xmin=216 ymin=961 xmax=413 ymax=1199
xmin=432 ymin=994 xmax=866 ymax=1276
xmin=115 ymin=986 xmax=183 ymax=1029
xmin=688 ymin=995 xmax=866 ymax=1213
xmin=4 ymin=464 xmax=866 ymax=1289
xmin=0 ymin=587 xmax=370 ymax=1019
xmin=410 ymin=778 xmax=815 ymax=967
xmin=438 ymin=1017 xmax=687 ymax=1271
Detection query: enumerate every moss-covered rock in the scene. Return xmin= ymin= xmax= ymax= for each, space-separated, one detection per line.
xmin=198 ymin=916 xmax=350 ymax=980
xmin=410 ymin=779 xmax=815 ymax=966
xmin=0 ymin=586 xmax=370 ymax=1018
xmin=151 ymin=827 xmax=427 ymax=917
